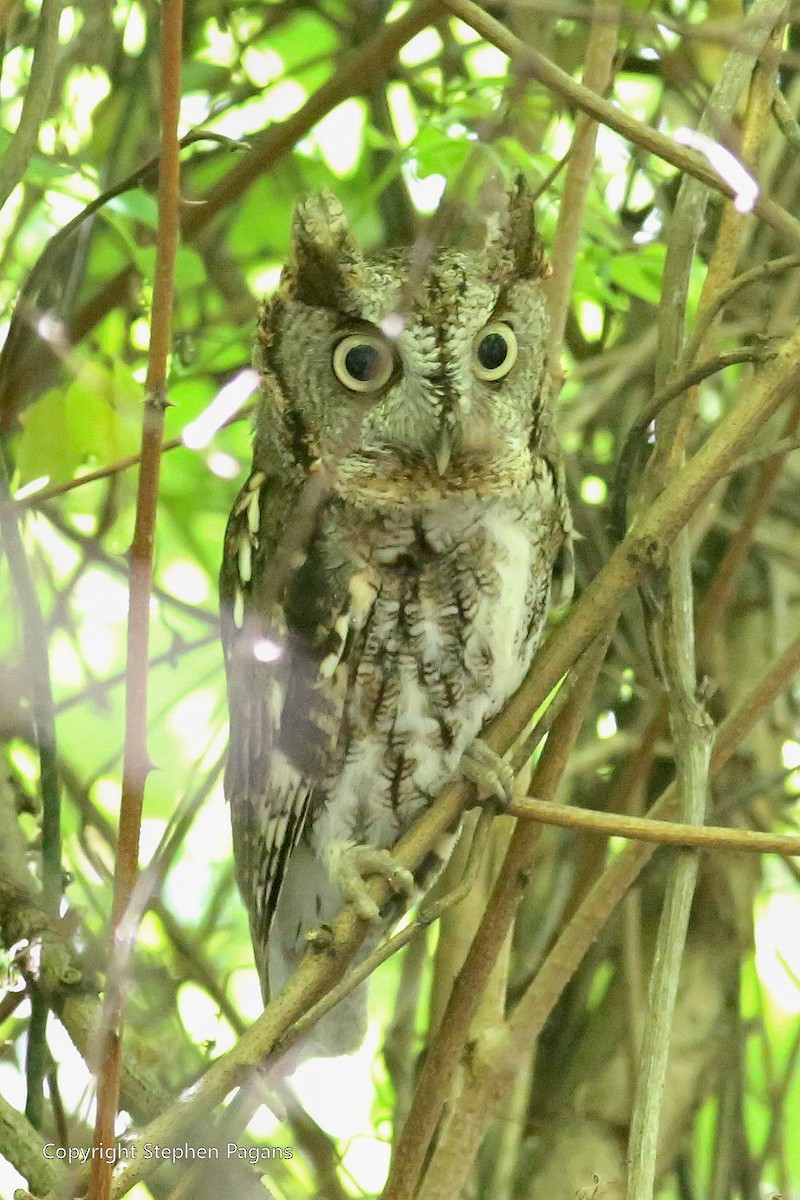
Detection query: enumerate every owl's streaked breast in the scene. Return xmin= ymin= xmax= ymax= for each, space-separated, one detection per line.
xmin=307 ymin=466 xmax=558 ymax=857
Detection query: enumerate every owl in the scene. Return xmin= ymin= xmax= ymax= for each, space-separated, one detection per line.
xmin=220 ymin=178 xmax=572 ymax=1055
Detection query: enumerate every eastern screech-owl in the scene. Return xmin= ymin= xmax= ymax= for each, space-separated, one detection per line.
xmin=220 ymin=178 xmax=572 ymax=1055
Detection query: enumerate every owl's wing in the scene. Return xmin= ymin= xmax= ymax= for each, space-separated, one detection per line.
xmin=220 ymin=470 xmax=351 ymax=977
xmin=538 ymin=414 xmax=575 ymax=609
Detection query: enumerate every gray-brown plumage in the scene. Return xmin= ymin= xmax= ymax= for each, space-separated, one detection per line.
xmin=220 ymin=179 xmax=572 ymax=1054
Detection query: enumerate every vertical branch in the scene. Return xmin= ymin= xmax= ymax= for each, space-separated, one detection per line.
xmin=86 ymin=3 xmax=183 ymax=1198
xmin=0 ymin=450 xmax=61 ymax=1128
xmin=0 ymin=0 xmax=64 ymax=213
xmin=545 ymin=0 xmax=621 ymax=367
xmin=625 ymin=537 xmax=713 ymax=1200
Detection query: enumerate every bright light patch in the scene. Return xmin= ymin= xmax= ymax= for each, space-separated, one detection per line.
xmin=65 ymin=67 xmax=111 ymax=143
xmin=451 ymin=18 xmax=481 ymax=43
xmin=59 ymin=6 xmax=78 ymax=41
xmin=246 ymin=262 xmax=282 ymax=297
xmin=168 ymin=688 xmax=217 ymax=745
xmin=381 ymin=313 xmax=405 ymax=338
xmin=402 ymin=162 xmax=445 ymax=214
xmin=581 ymin=475 xmax=607 ymax=505
xmin=130 ymin=317 xmax=150 ymax=350
xmin=314 ymin=99 xmax=366 ymax=177
xmin=74 ymin=568 xmax=130 ymax=623
xmin=14 ymin=475 xmax=50 ymax=500
xmin=633 ymin=208 xmax=663 ymax=245
xmin=230 ymin=968 xmax=264 ymax=1023
xmin=399 ymin=28 xmax=443 ymax=67
xmin=207 ymin=451 xmax=241 ymax=479
xmin=93 ymin=777 xmax=120 ymax=817
xmin=578 ymin=300 xmax=604 ymax=340
xmin=291 ymin=1030 xmax=377 ymax=1136
xmin=342 ymin=1136 xmax=391 ymax=1193
xmin=199 ymin=18 xmax=237 ymax=66
xmin=181 ymin=92 xmax=211 ymax=127
xmin=183 ymin=369 xmax=260 ymax=449
xmin=1 ymin=48 xmax=31 ymax=101
xmin=597 ymin=710 xmax=618 ymax=739
xmin=614 ymin=77 xmax=659 ymax=120
xmin=242 ymin=45 xmax=284 ymax=88
xmin=138 ymin=912 xmax=162 ymax=949
xmin=137 ymin=818 xmax=169 ymax=866
xmin=177 ymin=982 xmax=236 ymax=1053
xmin=781 ymin=740 xmax=800 ymax=769
xmin=47 ymin=1015 xmax=93 ymax=1113
xmin=754 ymin=892 xmax=800 ymax=1015
xmin=675 ymin=128 xmax=759 ymax=213
xmin=262 ymin=80 xmax=307 ymax=122
xmin=0 ymin=1064 xmax=26 ymax=1110
xmin=161 ymin=559 xmax=210 ymax=605
xmin=122 ymin=1 xmax=146 ymax=55
xmin=181 ymin=774 xmax=231 ymax=866
xmin=35 ymin=311 xmax=69 ymax=350
xmin=247 ymin=1103 xmax=281 ymax=1139
xmin=387 ymin=82 xmax=418 ymax=145
xmin=254 ymin=638 xmax=283 ymax=664
xmin=50 ymin=631 xmax=84 ymax=690
xmin=466 ymin=44 xmax=508 ymax=77
xmin=386 ymin=0 xmax=411 ymax=21
xmin=698 ymin=389 xmax=722 ymax=423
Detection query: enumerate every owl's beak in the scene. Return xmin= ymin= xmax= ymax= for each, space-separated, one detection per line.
xmin=434 ymin=428 xmax=454 ymax=476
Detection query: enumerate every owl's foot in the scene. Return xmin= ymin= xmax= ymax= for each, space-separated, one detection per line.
xmin=327 ymin=843 xmax=415 ymax=922
xmin=460 ymin=737 xmax=516 ymax=808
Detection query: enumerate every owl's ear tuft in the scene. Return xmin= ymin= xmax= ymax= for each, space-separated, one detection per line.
xmin=286 ymin=191 xmax=363 ymax=310
xmin=507 ymin=176 xmax=546 ymax=275
xmin=492 ymin=175 xmax=548 ymax=280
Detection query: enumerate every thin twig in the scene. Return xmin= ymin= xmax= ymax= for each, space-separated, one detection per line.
xmin=610 ymin=348 xmax=768 ymax=541
xmin=87 ymin=3 xmax=183 ymax=1197
xmin=684 ymin=253 xmax=800 ymax=366
xmin=511 ymin=796 xmax=800 ymax=856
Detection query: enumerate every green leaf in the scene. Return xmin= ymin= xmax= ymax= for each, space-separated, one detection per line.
xmin=608 ymin=245 xmax=667 ymax=305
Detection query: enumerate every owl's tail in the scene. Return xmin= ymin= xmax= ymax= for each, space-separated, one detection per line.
xmin=266 ymin=840 xmax=371 ymax=1058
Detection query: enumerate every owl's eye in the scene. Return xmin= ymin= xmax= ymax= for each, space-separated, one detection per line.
xmin=333 ymin=334 xmax=394 ymax=393
xmin=472 ymin=322 xmax=518 ymax=381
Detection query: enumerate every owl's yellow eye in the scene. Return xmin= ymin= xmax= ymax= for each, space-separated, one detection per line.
xmin=472 ymin=322 xmax=518 ymax=381
xmin=333 ymin=334 xmax=394 ymax=393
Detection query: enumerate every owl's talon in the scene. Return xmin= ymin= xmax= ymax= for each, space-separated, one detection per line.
xmin=460 ymin=737 xmax=515 ymax=808
xmin=328 ymin=843 xmax=415 ymax=922
xmin=306 ymin=923 xmax=335 ymax=952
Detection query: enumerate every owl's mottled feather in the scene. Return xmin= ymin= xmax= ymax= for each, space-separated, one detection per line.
xmin=220 ymin=180 xmax=572 ymax=1054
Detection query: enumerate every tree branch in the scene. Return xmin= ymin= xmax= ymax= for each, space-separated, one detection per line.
xmin=0 ymin=0 xmax=64 ymax=212
xmin=87 ymin=3 xmax=183 ymax=1197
